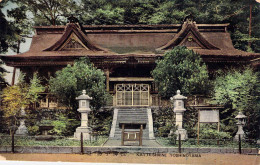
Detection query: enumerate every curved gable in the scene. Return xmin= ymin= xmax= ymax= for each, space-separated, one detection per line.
xmin=44 ymin=23 xmax=107 ymax=51
xmin=157 ymin=21 xmax=220 ymax=50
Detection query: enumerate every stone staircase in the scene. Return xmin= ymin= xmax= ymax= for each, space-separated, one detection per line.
xmin=109 ymin=108 xmax=155 ymax=140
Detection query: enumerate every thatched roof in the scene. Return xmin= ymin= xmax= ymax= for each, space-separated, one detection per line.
xmin=1 ymin=20 xmax=259 ymax=67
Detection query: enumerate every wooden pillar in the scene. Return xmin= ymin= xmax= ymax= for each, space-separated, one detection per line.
xmin=11 ymin=67 xmax=16 ymax=86
xmin=105 ymin=69 xmax=110 ymax=92
xmin=139 ymin=124 xmax=143 ymax=146
xmin=197 ymin=110 xmax=200 ymax=145
xmin=121 ymin=124 xmax=125 ymax=146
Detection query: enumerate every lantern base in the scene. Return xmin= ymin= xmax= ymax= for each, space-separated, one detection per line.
xmin=15 ymin=127 xmax=28 ymax=135
xmin=234 ymin=133 xmax=245 ymax=141
xmin=74 ymin=126 xmax=91 ymax=140
xmin=15 ymin=120 xmax=28 ymax=135
xmin=175 ymin=129 xmax=188 ymax=140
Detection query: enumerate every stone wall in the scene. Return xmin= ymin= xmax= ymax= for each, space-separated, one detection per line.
xmin=0 ymin=146 xmax=258 ymax=154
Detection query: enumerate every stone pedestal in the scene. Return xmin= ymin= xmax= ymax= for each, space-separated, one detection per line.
xmin=234 ymin=125 xmax=245 ymax=140
xmin=74 ymin=109 xmax=91 ymax=140
xmin=15 ymin=119 xmax=28 ymax=135
xmin=74 ymin=126 xmax=91 ymax=140
xmin=175 ymin=129 xmax=188 ymax=140
xmin=174 ymin=111 xmax=188 ymax=140
xmin=15 ymin=107 xmax=28 ymax=136
xmin=74 ymin=90 xmax=92 ymax=140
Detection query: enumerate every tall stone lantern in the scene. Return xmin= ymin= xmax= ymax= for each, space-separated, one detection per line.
xmin=74 ymin=90 xmax=92 ymax=140
xmin=234 ymin=111 xmax=247 ymax=140
xmin=15 ymin=107 xmax=28 ymax=135
xmin=170 ymin=90 xmax=188 ymax=140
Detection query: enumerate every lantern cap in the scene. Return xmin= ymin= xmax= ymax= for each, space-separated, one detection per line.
xmin=170 ymin=90 xmax=187 ymax=100
xmin=76 ymin=90 xmax=92 ymax=100
xmin=235 ymin=111 xmax=246 ymax=119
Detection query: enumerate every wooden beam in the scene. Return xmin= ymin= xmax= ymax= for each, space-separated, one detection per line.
xmin=121 ymin=124 xmax=125 ymax=146
xmin=110 ymin=77 xmax=154 ymax=82
xmin=105 ymin=69 xmax=110 ymax=91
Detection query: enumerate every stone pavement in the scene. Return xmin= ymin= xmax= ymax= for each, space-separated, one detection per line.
xmin=103 ymin=139 xmax=162 ymax=147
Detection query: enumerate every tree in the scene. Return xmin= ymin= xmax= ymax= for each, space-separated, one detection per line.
xmin=11 ymin=0 xmax=77 ymax=25
xmin=49 ymin=57 xmax=111 ymax=135
xmin=7 ymin=5 xmax=33 ymax=53
xmin=152 ymin=46 xmax=211 ymax=98
xmin=212 ymin=67 xmax=259 ymax=139
xmin=49 ymin=57 xmax=110 ymax=111
xmin=0 ymin=0 xmax=17 ymax=53
xmin=0 ymin=73 xmax=44 ymax=128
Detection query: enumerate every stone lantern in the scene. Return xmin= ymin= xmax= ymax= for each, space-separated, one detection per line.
xmin=234 ymin=111 xmax=247 ymax=140
xmin=15 ymin=107 xmax=28 ymax=135
xmin=74 ymin=90 xmax=92 ymax=140
xmin=170 ymin=90 xmax=188 ymax=140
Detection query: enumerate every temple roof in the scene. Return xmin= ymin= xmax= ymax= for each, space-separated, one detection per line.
xmin=1 ymin=20 xmax=260 ymax=67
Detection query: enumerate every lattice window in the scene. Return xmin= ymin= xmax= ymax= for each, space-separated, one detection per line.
xmin=116 ymin=84 xmax=149 ymax=106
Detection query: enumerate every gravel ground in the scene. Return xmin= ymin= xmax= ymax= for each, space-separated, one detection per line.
xmin=0 ymin=153 xmax=259 ymax=165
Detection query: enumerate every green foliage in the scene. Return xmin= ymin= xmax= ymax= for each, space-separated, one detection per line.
xmin=0 ymin=135 xmax=108 ymax=146
xmin=6 ymin=4 xmax=33 ymax=51
xmin=49 ymin=57 xmax=111 ymax=135
xmin=152 ymin=46 xmax=211 ymax=98
xmin=183 ymin=106 xmax=198 ymax=138
xmin=93 ymin=5 xmax=125 ymax=25
xmin=153 ymin=106 xmax=175 ymax=137
xmin=212 ymin=67 xmax=259 ymax=139
xmin=50 ymin=114 xmax=80 ymax=136
xmin=25 ymin=109 xmax=80 ymax=136
xmin=11 ymin=0 xmax=77 ymax=25
xmin=27 ymin=125 xmax=39 ymax=135
xmin=0 ymin=1 xmax=16 ymax=53
xmin=157 ymin=137 xmax=257 ymax=148
xmin=0 ymin=72 xmax=44 ymax=128
xmin=49 ymin=57 xmax=110 ymax=111
xmin=199 ymin=124 xmax=231 ymax=139
xmin=1 ymin=85 xmax=23 ymax=125
xmin=90 ymin=108 xmax=112 ymax=136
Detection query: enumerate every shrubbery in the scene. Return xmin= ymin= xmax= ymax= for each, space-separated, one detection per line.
xmin=152 ymin=46 xmax=211 ymax=98
xmin=153 ymin=106 xmax=175 ymax=137
xmin=212 ymin=67 xmax=259 ymax=139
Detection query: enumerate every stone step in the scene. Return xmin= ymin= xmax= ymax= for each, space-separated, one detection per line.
xmin=117 ymin=115 xmax=147 ymax=117
xmin=114 ymin=129 xmax=149 ymax=132
xmin=118 ymin=112 xmax=147 ymax=116
xmin=110 ymin=108 xmax=154 ymax=140
xmin=117 ymin=119 xmax=148 ymax=121
xmin=113 ymin=133 xmax=149 ymax=137
xmin=117 ymin=114 xmax=147 ymax=116
xmin=118 ymin=111 xmax=147 ymax=113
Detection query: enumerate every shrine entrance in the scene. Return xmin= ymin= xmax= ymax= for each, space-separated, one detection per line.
xmin=116 ymin=84 xmax=150 ymax=106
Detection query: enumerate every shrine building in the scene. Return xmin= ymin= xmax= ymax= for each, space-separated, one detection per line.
xmin=1 ymin=17 xmax=260 ymax=139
